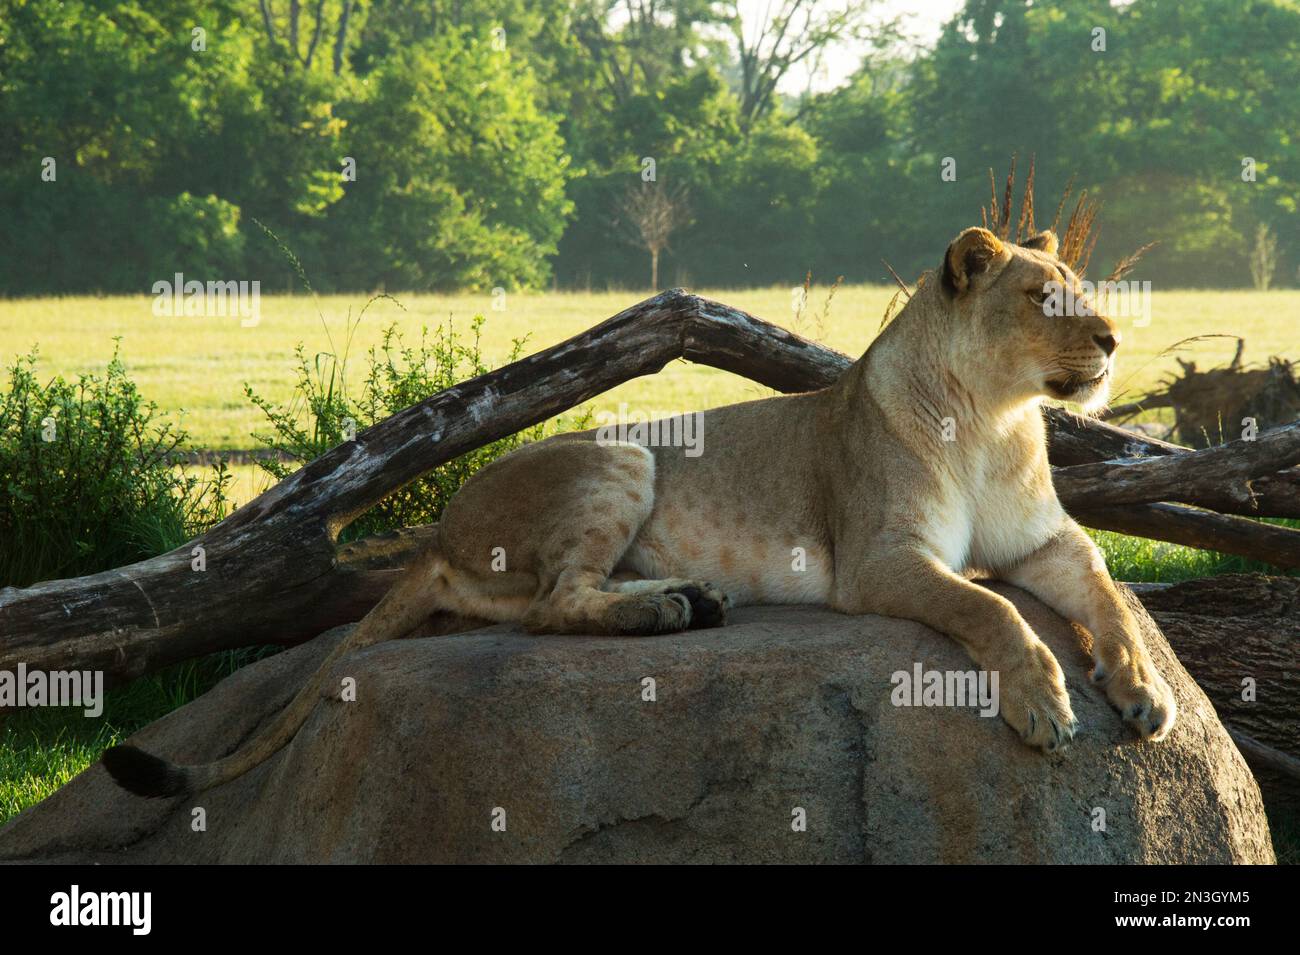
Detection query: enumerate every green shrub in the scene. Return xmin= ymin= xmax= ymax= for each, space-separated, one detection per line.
xmin=246 ymin=311 xmax=587 ymax=541
xmin=0 ymin=344 xmax=231 ymax=588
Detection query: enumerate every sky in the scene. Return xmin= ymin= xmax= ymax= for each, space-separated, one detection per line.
xmin=769 ymin=0 xmax=966 ymax=93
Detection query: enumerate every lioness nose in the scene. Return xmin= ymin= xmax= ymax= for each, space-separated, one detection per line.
xmin=1093 ymin=333 xmax=1117 ymax=356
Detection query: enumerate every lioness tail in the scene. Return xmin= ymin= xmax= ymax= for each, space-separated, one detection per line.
xmin=101 ymin=542 xmax=447 ymax=798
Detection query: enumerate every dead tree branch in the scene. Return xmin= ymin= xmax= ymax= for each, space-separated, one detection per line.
xmin=2 ymin=290 xmax=1298 ymax=683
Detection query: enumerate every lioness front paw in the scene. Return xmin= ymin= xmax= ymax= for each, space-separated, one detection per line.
xmin=999 ymin=641 xmax=1077 ymax=753
xmin=1092 ymin=654 xmax=1177 ymax=741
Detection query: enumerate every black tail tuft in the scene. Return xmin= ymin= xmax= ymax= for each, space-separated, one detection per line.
xmin=101 ymin=745 xmax=188 ymax=798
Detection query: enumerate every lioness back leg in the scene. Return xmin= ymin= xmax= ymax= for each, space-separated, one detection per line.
xmin=604 ymin=574 xmax=729 ymax=629
xmin=438 ymin=439 xmax=724 ymax=635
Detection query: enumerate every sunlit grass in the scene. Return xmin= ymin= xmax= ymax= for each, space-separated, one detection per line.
xmin=4 ymin=287 xmax=1296 ymax=454
xmin=1090 ymin=522 xmax=1300 ymax=583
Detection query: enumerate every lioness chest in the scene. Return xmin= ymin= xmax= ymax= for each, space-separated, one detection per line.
xmin=921 ymin=440 xmax=1063 ymax=575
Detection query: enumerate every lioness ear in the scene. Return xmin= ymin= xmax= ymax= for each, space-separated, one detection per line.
xmin=1021 ymin=230 xmax=1060 ymax=256
xmin=941 ymin=227 xmax=1009 ymax=296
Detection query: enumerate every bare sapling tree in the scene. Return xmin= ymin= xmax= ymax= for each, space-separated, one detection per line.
xmin=616 ymin=182 xmax=692 ymax=290
xmin=1250 ymin=223 xmax=1278 ymax=291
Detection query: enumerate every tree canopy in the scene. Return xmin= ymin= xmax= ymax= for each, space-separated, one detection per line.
xmin=1 ymin=0 xmax=1296 ymax=294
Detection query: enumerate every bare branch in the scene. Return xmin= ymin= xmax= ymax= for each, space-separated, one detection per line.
xmin=303 ymin=0 xmax=326 ymax=69
xmin=258 ymin=0 xmax=278 ymax=43
xmin=333 ymin=0 xmax=354 ymax=75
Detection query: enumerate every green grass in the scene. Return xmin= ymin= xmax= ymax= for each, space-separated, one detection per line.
xmin=2 ymin=287 xmax=1297 ymax=459
xmin=0 ymin=647 xmax=279 ymax=824
xmin=1091 ymin=521 xmax=1300 ymax=583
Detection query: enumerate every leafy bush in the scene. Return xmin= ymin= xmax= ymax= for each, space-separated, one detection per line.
xmin=246 ymin=310 xmax=588 ymax=541
xmin=0 ymin=344 xmax=231 ymax=587
xmin=323 ymin=29 xmax=574 ymax=291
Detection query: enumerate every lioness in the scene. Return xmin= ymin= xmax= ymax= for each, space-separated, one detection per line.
xmin=104 ymin=226 xmax=1176 ymax=798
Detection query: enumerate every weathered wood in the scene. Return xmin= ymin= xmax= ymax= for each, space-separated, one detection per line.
xmin=1134 ymin=574 xmax=1300 ymax=751
xmin=1131 ymin=574 xmax=1300 ymax=810
xmin=1053 ymin=421 xmax=1300 ymax=509
xmin=1072 ymin=502 xmax=1300 ymax=570
xmin=2 ymin=288 xmax=1298 ymax=683
xmin=1228 ymin=729 xmax=1300 ymax=814
xmin=1046 ymin=413 xmax=1300 ymax=518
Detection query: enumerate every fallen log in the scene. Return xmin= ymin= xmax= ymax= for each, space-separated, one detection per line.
xmin=2 ymin=289 xmax=1299 ymax=683
xmin=1052 ymin=421 xmax=1300 ymax=509
xmin=1228 ymin=730 xmax=1300 ymax=816
xmin=1045 ymin=414 xmax=1300 ymax=518
xmin=1 ymin=289 xmax=855 ymax=683
xmin=1129 ymin=574 xmax=1300 ymax=810
xmin=1072 ymin=502 xmax=1300 ymax=570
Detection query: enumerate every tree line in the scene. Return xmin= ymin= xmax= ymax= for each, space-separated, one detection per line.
xmin=1 ymin=0 xmax=1297 ymax=295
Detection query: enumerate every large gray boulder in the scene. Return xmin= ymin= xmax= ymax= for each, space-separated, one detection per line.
xmin=0 ymin=585 xmax=1275 ymax=863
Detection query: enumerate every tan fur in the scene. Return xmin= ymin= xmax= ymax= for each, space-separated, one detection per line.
xmin=107 ymin=227 xmax=1178 ymax=796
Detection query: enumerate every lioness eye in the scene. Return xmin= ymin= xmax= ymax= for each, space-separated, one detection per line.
xmin=1027 ymin=288 xmax=1048 ymax=305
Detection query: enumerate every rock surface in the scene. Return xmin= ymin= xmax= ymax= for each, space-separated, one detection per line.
xmin=0 ymin=585 xmax=1275 ymax=863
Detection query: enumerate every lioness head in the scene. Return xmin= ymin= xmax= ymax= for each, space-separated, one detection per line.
xmin=940 ymin=226 xmax=1119 ymax=413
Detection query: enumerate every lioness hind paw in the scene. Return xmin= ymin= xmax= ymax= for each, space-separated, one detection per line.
xmin=665 ymin=581 xmax=729 ymax=629
xmin=608 ymin=592 xmax=693 ymax=635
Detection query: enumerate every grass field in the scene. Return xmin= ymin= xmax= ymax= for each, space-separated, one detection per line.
xmin=4 ymin=287 xmax=1298 ymax=505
